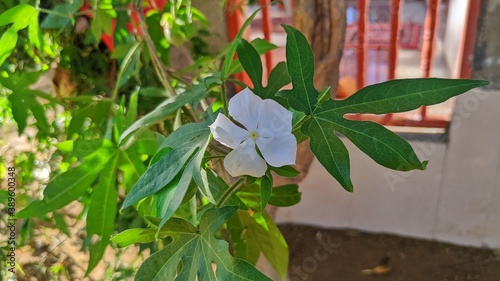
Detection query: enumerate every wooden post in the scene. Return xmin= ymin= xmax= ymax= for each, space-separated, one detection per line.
xmin=420 ymin=0 xmax=440 ymax=119
xmin=259 ymin=0 xmax=274 ymax=75
xmin=459 ymin=0 xmax=482 ymax=79
xmin=357 ymin=0 xmax=369 ymax=89
xmin=388 ymin=0 xmax=401 ymax=80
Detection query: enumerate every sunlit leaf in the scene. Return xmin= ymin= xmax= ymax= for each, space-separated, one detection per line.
xmin=228 ymin=210 xmax=288 ymax=280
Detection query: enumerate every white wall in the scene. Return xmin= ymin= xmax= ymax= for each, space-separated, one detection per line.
xmin=276 ymin=88 xmax=500 ymax=248
xmin=443 ymin=0 xmax=469 ymax=77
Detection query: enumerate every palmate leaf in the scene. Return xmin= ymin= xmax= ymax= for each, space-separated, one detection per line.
xmin=0 ymin=4 xmax=43 ymax=65
xmin=237 ymin=39 xmax=291 ymax=101
xmin=135 ymin=207 xmax=271 ymax=281
xmin=228 ymin=210 xmax=289 ymax=280
xmin=280 ymin=24 xmax=488 ymax=191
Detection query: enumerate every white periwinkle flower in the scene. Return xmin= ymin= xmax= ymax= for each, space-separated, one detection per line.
xmin=209 ymin=88 xmax=297 ymax=177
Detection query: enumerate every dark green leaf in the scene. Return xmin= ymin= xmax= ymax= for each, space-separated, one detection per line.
xmin=302 ymin=118 xmax=353 ymax=191
xmin=237 ymin=40 xmax=290 ymax=101
xmin=327 ymin=118 xmax=427 ymax=171
xmin=279 ymin=24 xmax=318 ymax=114
xmin=135 ymin=207 xmax=271 ymax=281
xmin=321 ymin=78 xmax=490 ymax=115
xmin=260 ymin=174 xmax=272 ymax=211
xmin=237 ymin=39 xmax=263 ymax=91
xmin=268 ymin=184 xmax=301 ymax=207
xmin=270 ymin=165 xmax=300 ymax=178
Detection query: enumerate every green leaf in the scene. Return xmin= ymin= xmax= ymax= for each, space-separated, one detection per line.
xmin=237 ymin=39 xmax=264 ymax=93
xmin=68 ymin=99 xmax=112 ymax=137
xmin=327 ymin=118 xmax=427 ymax=171
xmin=122 ymin=144 xmax=194 ymax=209
xmin=8 ymin=90 xmax=50 ymax=134
xmin=207 ymin=171 xmax=246 ymax=209
xmin=268 ymin=184 xmax=301 ymax=207
xmin=135 ymin=206 xmax=271 ymax=281
xmin=17 ymin=141 xmax=117 ymax=218
xmin=118 ymin=150 xmax=146 ymax=193
xmin=41 ymin=1 xmax=82 ymax=29
xmin=86 ymin=154 xmax=119 ymax=276
xmin=302 ymin=118 xmax=353 ymax=191
xmin=111 ymin=219 xmax=191 ymax=247
xmin=279 ymin=24 xmax=318 ymax=114
xmin=250 ymin=38 xmax=278 ymax=54
xmin=228 ymin=210 xmax=288 ymax=280
xmin=260 ymin=174 xmax=272 ymax=211
xmin=0 ymin=4 xmax=42 ymax=64
xmin=221 ymin=7 xmax=263 ymax=79
xmin=0 ymin=28 xmax=18 ymax=66
xmin=119 ymin=82 xmax=207 ymax=144
xmin=91 ymin=0 xmax=115 ymax=42
xmin=237 ymin=40 xmax=291 ymax=100
xmin=122 ymin=114 xmax=215 ymax=211
xmin=321 ymin=78 xmax=490 ymax=115
xmin=270 ymin=165 xmax=300 ymax=178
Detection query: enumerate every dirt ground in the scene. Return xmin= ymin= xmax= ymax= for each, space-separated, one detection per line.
xmin=280 ymin=224 xmax=500 ymax=281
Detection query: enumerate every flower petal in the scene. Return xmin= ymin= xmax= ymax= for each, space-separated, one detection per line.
xmin=224 ymin=140 xmax=267 ymax=177
xmin=228 ymin=88 xmax=262 ymax=131
xmin=209 ymin=114 xmax=249 ymax=149
xmin=256 ymin=132 xmax=297 ymax=167
xmin=257 ymin=98 xmax=293 ymax=135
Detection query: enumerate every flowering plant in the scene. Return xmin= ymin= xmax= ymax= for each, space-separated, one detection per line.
xmin=5 ymin=1 xmax=488 ymax=280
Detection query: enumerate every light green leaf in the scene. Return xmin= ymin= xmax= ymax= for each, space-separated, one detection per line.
xmin=118 ymin=150 xmax=146 ymax=193
xmin=135 ymin=207 xmax=271 ymax=281
xmin=0 ymin=28 xmax=18 ymax=66
xmin=228 ymin=210 xmax=289 ymax=280
xmin=86 ymin=154 xmax=119 ymax=276
xmin=17 ymin=141 xmax=117 ymax=218
xmin=0 ymin=4 xmax=42 ymax=64
xmin=268 ymin=184 xmax=301 ymax=207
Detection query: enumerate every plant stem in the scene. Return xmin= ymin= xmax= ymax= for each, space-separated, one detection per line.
xmin=216 ymin=177 xmax=244 ymax=207
xmin=190 ymin=196 xmax=197 ymax=225
xmin=292 ymin=115 xmax=311 ymax=134
xmin=220 ymin=84 xmax=229 ymax=115
xmin=136 ymin=0 xmax=175 ymax=98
